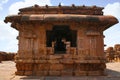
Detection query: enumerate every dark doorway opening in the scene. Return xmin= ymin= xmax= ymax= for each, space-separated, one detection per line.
xmin=53 ymin=25 xmax=69 ymax=53
xmin=46 ymin=25 xmax=77 ymax=54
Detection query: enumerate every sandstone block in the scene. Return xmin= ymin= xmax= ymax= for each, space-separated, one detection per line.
xmin=49 ymin=71 xmax=61 ymax=76
xmin=35 ymin=60 xmax=47 ymax=63
xmin=16 ymin=63 xmax=22 ymax=71
xmin=38 ymin=55 xmax=48 ymax=60
xmin=87 ymin=60 xmax=101 ymax=63
xmin=63 ymin=64 xmax=73 ymax=71
xmin=74 ymin=60 xmax=81 ymax=63
xmin=74 ymin=71 xmax=87 ymax=76
xmin=61 ymin=70 xmax=73 ymax=76
xmin=50 ymin=64 xmax=63 ymax=71
xmin=49 ymin=55 xmax=63 ymax=60
xmin=16 ymin=63 xmax=25 ymax=71
xmin=88 ymin=71 xmax=103 ymax=76
xmin=24 ymin=64 xmax=33 ymax=71
xmin=74 ymin=60 xmax=88 ymax=63
xmin=72 ymin=55 xmax=79 ymax=59
xmin=15 ymin=71 xmax=24 ymax=76
xmin=47 ymin=48 xmax=54 ymax=55
xmin=48 ymin=60 xmax=59 ymax=64
xmin=60 ymin=59 xmax=74 ymax=64
xmin=24 ymin=71 xmax=33 ymax=76
xmin=63 ymin=54 xmax=73 ymax=59
xmin=24 ymin=59 xmax=34 ymax=63
xmin=36 ymin=71 xmax=48 ymax=76
xmin=38 ymin=64 xmax=49 ymax=71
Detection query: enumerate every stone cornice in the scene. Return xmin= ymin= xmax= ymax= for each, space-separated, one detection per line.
xmin=4 ymin=14 xmax=118 ymax=31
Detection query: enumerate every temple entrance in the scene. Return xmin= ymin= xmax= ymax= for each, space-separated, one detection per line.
xmin=53 ymin=25 xmax=69 ymax=53
xmin=46 ymin=25 xmax=77 ymax=54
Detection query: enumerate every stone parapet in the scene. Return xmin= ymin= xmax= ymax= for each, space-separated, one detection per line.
xmin=19 ymin=5 xmax=104 ymax=15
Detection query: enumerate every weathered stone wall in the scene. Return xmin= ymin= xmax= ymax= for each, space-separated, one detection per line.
xmin=15 ymin=22 xmax=106 ymax=76
xmin=15 ymin=54 xmax=106 ymax=76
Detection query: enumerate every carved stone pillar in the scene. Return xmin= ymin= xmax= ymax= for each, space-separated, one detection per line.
xmin=66 ymin=42 xmax=71 ymax=54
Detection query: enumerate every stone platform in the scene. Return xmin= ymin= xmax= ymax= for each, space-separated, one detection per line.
xmin=0 ymin=61 xmax=120 ymax=80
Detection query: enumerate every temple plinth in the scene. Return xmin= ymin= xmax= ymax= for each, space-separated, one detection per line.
xmin=4 ymin=4 xmax=118 ymax=76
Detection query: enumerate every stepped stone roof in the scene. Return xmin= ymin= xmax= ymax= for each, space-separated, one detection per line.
xmin=18 ymin=4 xmax=104 ymax=15
xmin=4 ymin=4 xmax=118 ymax=31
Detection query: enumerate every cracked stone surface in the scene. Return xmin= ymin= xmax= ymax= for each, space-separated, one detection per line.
xmin=0 ymin=61 xmax=120 ymax=80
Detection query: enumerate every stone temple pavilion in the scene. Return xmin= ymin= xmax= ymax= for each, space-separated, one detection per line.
xmin=4 ymin=4 xmax=118 ymax=76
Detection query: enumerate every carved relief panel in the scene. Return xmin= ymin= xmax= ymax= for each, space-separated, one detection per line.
xmin=89 ymin=37 xmax=96 ymax=56
xmin=17 ymin=24 xmax=37 ymax=58
xmin=77 ymin=27 xmax=87 ymax=57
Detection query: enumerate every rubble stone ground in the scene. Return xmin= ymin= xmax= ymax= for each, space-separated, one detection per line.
xmin=0 ymin=61 xmax=120 ymax=80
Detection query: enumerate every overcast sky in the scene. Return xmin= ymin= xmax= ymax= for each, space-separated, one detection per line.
xmin=0 ymin=0 xmax=120 ymax=52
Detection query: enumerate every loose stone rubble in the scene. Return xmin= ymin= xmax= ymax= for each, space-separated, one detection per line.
xmin=105 ymin=44 xmax=120 ymax=62
xmin=0 ymin=51 xmax=16 ymax=62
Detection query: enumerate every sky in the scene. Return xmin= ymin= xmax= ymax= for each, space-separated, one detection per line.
xmin=0 ymin=0 xmax=120 ymax=52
